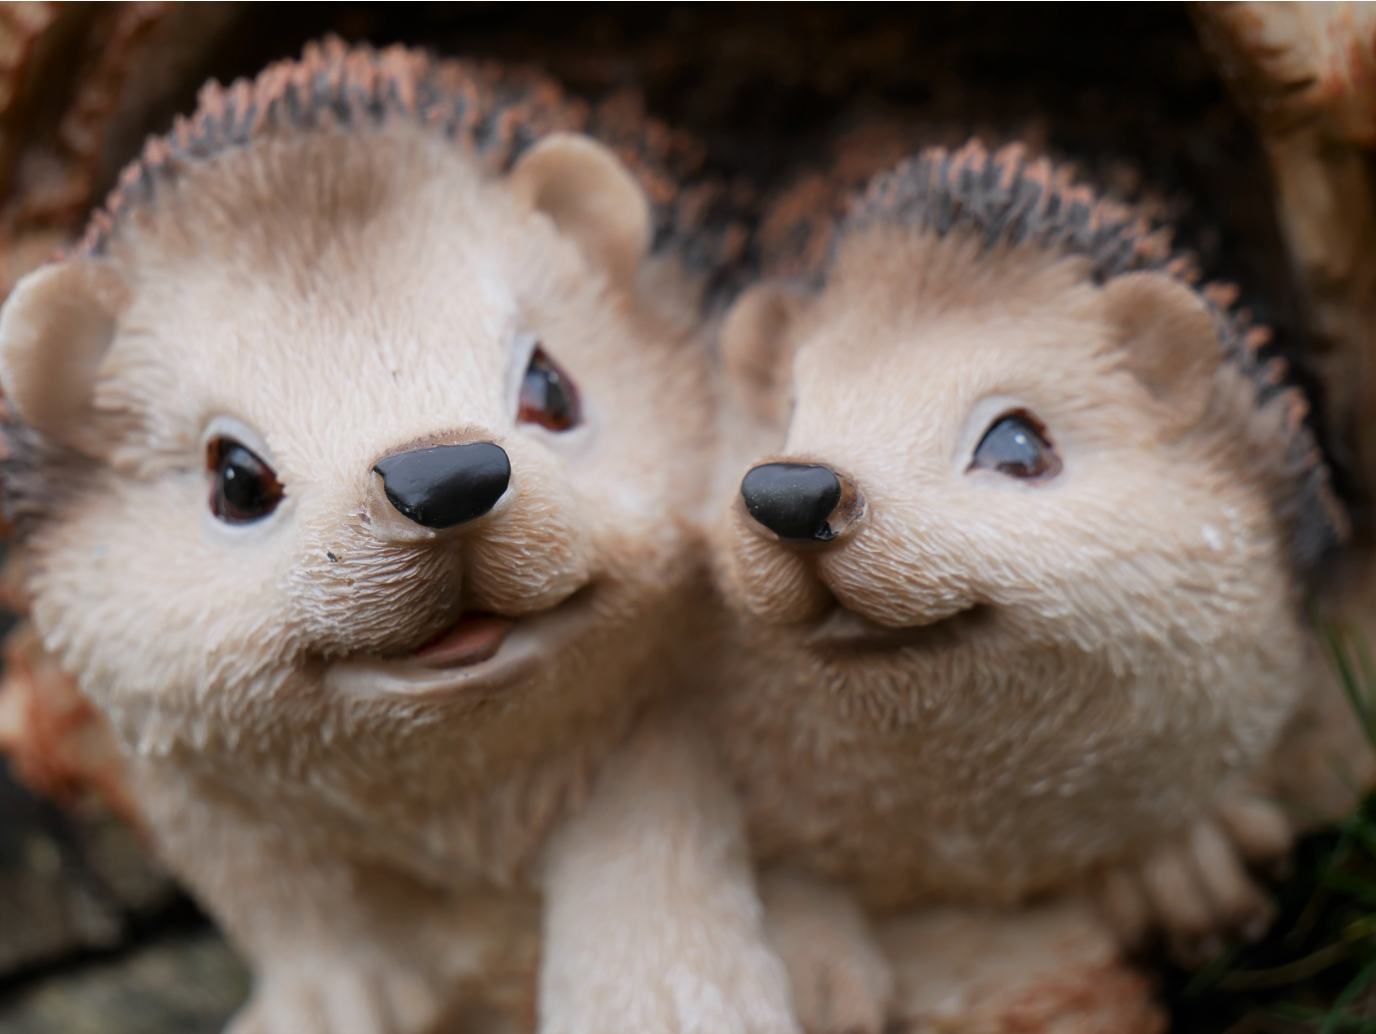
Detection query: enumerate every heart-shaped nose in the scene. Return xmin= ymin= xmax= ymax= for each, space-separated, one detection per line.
xmin=374 ymin=442 xmax=511 ymax=529
xmin=741 ymin=462 xmax=845 ymax=542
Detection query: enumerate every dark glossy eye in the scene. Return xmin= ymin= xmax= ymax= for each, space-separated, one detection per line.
xmin=518 ymin=346 xmax=581 ymax=432
xmin=969 ymin=412 xmax=1061 ymax=480
xmin=208 ymin=437 xmax=284 ymax=523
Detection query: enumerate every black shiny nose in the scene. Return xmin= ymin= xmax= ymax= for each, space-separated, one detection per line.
xmin=374 ymin=442 xmax=511 ymax=529
xmin=741 ymin=462 xmax=844 ymax=542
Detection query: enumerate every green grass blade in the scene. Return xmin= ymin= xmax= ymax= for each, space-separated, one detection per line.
xmin=1324 ymin=621 xmax=1376 ymax=751
xmin=1324 ymin=870 xmax=1376 ymax=908
xmin=1321 ymin=955 xmax=1376 ymax=1034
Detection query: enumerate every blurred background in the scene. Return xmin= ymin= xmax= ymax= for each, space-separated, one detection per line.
xmin=0 ymin=4 xmax=1371 ymax=1031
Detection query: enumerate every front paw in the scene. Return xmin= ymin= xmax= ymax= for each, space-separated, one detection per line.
xmin=227 ymin=965 xmax=442 ymax=1034
xmin=1096 ymin=800 xmax=1289 ymax=966
xmin=540 ymin=928 xmax=799 ymax=1034
xmin=761 ymin=871 xmax=893 ymax=1034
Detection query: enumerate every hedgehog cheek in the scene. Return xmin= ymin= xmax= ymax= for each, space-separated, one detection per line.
xmin=0 ymin=258 xmax=130 ymax=459
xmin=1100 ymin=271 xmax=1221 ymax=433
xmin=509 ymin=131 xmax=651 ymax=294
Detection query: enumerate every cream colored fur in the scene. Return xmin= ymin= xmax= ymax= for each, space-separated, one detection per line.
xmin=0 ymin=123 xmax=799 ymax=1033
xmin=540 ymin=710 xmax=797 ymax=1034
xmin=709 ymin=221 xmax=1322 ymax=1025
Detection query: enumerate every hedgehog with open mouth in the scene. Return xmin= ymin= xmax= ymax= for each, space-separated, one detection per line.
xmin=0 ymin=37 xmax=800 ymax=1034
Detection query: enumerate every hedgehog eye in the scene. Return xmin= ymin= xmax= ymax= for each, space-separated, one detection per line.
xmin=518 ymin=346 xmax=581 ymax=432
xmin=208 ymin=437 xmax=284 ymax=523
xmin=969 ymin=412 xmax=1061 ymax=481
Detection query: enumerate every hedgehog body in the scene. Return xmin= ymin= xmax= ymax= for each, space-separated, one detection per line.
xmin=709 ymin=142 xmax=1345 ymax=1017
xmin=0 ymin=40 xmax=746 ymax=1033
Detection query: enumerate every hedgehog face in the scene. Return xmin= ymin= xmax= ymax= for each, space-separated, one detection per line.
xmin=0 ymin=127 xmax=708 ymax=752
xmin=709 ymin=222 xmax=1320 ymax=895
xmin=723 ymin=224 xmax=1289 ymax=641
xmin=708 ymin=145 xmax=1341 ymax=899
xmin=716 ymin=223 xmax=1308 ymax=795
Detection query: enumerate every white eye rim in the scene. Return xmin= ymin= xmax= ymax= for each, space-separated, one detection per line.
xmin=505 ymin=331 xmax=542 ymax=425
xmin=199 ymin=414 xmax=293 ymax=540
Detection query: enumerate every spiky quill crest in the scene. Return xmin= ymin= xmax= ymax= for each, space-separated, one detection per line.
xmin=763 ymin=138 xmax=1348 ymax=575
xmin=74 ymin=36 xmax=743 ymax=266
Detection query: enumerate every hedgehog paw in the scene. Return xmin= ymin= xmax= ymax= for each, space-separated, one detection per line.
xmin=226 ymin=964 xmax=443 ymax=1034
xmin=1096 ymin=808 xmax=1284 ymax=968
xmin=761 ymin=870 xmax=894 ymax=1034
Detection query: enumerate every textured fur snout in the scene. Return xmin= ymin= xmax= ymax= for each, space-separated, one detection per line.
xmin=333 ymin=431 xmax=593 ymax=653
xmin=724 ymin=455 xmax=837 ymax=626
xmin=723 ymin=461 xmax=975 ymax=632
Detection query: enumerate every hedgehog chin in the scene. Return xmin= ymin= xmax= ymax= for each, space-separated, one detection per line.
xmin=322 ymin=584 xmax=598 ymax=702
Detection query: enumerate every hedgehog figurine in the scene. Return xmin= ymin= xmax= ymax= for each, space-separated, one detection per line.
xmin=700 ymin=140 xmax=1349 ymax=1031
xmin=0 ymin=38 xmax=804 ymax=1034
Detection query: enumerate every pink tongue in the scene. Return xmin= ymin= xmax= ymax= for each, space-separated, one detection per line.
xmin=414 ymin=615 xmax=510 ymax=669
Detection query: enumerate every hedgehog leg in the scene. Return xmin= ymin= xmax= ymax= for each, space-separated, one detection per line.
xmin=130 ymin=761 xmax=501 ymax=1034
xmin=539 ymin=708 xmax=800 ymax=1034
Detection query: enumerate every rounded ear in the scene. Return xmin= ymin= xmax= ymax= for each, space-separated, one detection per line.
xmin=720 ymin=282 xmax=802 ymax=425
xmin=1100 ymin=272 xmax=1221 ymax=427
xmin=0 ymin=259 xmax=129 ymax=456
xmin=509 ymin=133 xmax=652 ymax=291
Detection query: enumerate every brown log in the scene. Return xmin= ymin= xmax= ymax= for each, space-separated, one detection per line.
xmin=1195 ymin=2 xmax=1376 ymax=535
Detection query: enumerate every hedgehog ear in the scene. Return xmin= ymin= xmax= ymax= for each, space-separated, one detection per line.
xmin=0 ymin=259 xmax=129 ymax=457
xmin=1101 ymin=271 xmax=1220 ymax=428
xmin=720 ymin=282 xmax=802 ymax=425
xmin=510 ymin=133 xmax=652 ymax=291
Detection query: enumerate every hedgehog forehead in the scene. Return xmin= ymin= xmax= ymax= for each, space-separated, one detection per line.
xmin=121 ymin=203 xmax=519 ymax=376
xmin=785 ymin=224 xmax=1108 ymax=402
xmin=114 ymin=126 xmax=496 ymax=286
xmin=789 ymin=232 xmax=1123 ymax=442
xmin=98 ymin=136 xmax=538 ymax=469
xmin=817 ymin=221 xmax=1102 ymax=333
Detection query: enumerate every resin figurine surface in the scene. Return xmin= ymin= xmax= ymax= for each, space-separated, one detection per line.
xmin=707 ymin=140 xmax=1347 ymax=1031
xmin=0 ymin=39 xmax=775 ymax=1034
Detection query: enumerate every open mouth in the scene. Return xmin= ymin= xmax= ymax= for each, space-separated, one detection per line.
xmin=325 ymin=586 xmax=598 ymax=701
xmin=412 ymin=612 xmax=513 ymax=669
xmin=805 ymin=602 xmax=988 ymax=652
